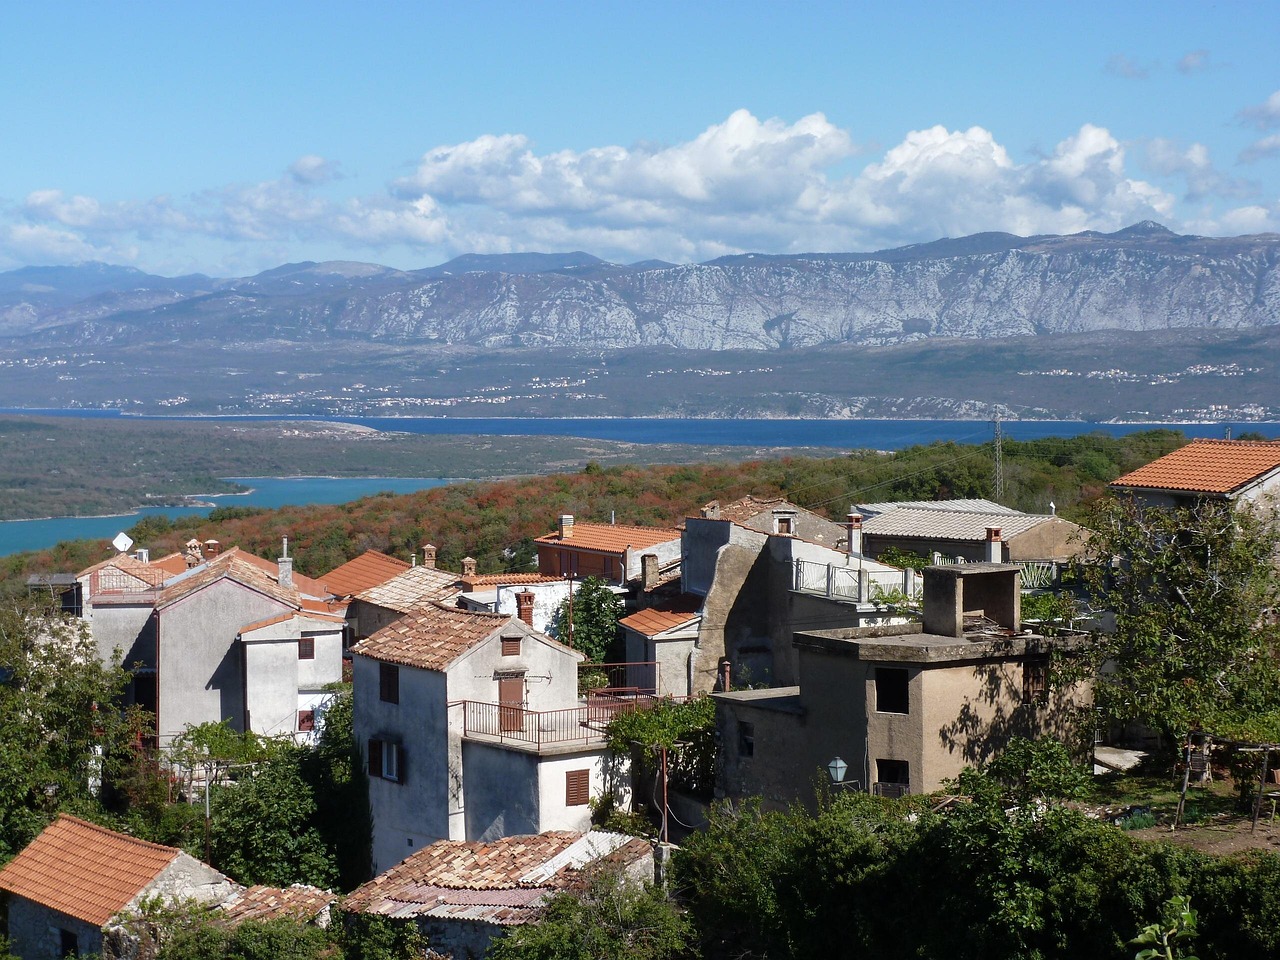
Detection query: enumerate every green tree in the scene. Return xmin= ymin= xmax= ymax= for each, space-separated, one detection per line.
xmin=1071 ymin=496 xmax=1280 ymax=744
xmin=488 ymin=864 xmax=693 ymax=960
xmin=301 ymin=683 xmax=372 ymax=889
xmin=554 ymin=577 xmax=622 ymax=662
xmin=0 ymin=598 xmax=134 ymax=858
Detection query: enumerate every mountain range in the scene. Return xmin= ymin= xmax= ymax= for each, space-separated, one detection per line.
xmin=3 ymin=222 xmax=1278 ymax=350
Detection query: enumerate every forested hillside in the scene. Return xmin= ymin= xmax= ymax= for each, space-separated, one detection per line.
xmin=2 ymin=430 xmax=1192 ymax=586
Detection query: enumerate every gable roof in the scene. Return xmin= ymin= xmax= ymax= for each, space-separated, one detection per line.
xmin=219 ymin=884 xmax=337 ymax=926
xmin=78 ymin=554 xmax=172 ymax=592
xmin=353 ymin=565 xmax=461 ymax=613
xmin=351 ymin=602 xmax=519 ymax=671
xmin=620 ymin=595 xmax=702 ymax=637
xmin=319 ymin=550 xmax=410 ymax=598
xmin=342 ymin=831 xmax=649 ymax=926
xmin=150 ymin=552 xmax=190 ymax=576
xmin=1110 ymin=439 xmax=1280 ymax=496
xmin=861 ymin=508 xmax=1063 ymax=542
xmin=0 ymin=815 xmax=181 ymax=926
xmin=155 ymin=549 xmax=300 ymax=610
xmin=233 ymin=550 xmax=329 ymax=598
xmin=704 ymin=495 xmax=808 ymax=524
xmin=534 ymin=522 xmax=680 ymax=556
xmin=855 ymin=498 xmax=1019 ymax=518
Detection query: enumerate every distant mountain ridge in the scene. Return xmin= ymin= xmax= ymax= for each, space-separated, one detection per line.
xmin=3 ymin=223 xmax=1278 ymax=349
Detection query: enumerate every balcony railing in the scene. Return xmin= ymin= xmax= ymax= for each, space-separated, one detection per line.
xmin=578 ymin=661 xmax=659 ymax=697
xmin=454 ymin=692 xmax=685 ymax=749
xmin=793 ymin=559 xmax=920 ymax=603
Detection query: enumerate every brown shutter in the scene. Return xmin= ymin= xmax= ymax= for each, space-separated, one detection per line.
xmin=298 ymin=637 xmax=315 ymax=660
xmin=298 ymin=710 xmax=315 ymax=732
xmin=380 ymin=663 xmax=400 ymax=704
xmin=566 ymin=769 xmax=590 ymax=806
xmin=368 ymin=738 xmax=383 ymax=778
xmin=501 ymin=637 xmax=521 ymax=657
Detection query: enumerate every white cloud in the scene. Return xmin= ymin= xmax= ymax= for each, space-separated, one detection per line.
xmin=1105 ymin=54 xmax=1150 ymax=80
xmin=288 ymin=155 xmax=343 ymax=185
xmin=1239 ymin=91 xmax=1280 ymax=130
xmin=1176 ymin=49 xmax=1210 ymax=74
xmin=1141 ymin=139 xmax=1253 ymax=199
xmin=1239 ymin=134 xmax=1280 ymax=164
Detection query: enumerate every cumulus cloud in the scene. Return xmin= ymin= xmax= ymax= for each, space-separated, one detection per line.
xmin=1105 ymin=54 xmax=1150 ymax=79
xmin=1176 ymin=49 xmax=1211 ymax=74
xmin=1239 ymin=134 xmax=1280 ymax=164
xmin=1141 ymin=139 xmax=1253 ymax=199
xmin=288 ymin=155 xmax=343 ymax=185
xmin=1239 ymin=90 xmax=1280 ymax=130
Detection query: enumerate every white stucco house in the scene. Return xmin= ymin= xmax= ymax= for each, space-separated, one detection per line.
xmin=350 ymin=602 xmax=632 ymax=875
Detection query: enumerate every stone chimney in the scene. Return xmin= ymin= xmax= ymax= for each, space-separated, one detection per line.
xmin=640 ymin=553 xmax=660 ymax=591
xmin=462 ymin=556 xmax=477 ymax=578
xmin=701 ymin=501 xmax=721 ymax=520
xmin=184 ymin=538 xmax=202 ymax=568
xmin=203 ymin=539 xmax=220 ymax=559
xmin=559 ymin=515 xmax=574 ymax=539
xmin=515 ymin=590 xmax=536 ymax=627
xmin=277 ymin=537 xmax=293 ymax=588
xmin=422 ymin=544 xmax=437 ymax=569
xmin=845 ymin=512 xmax=863 ymax=556
xmin=985 ymin=527 xmax=1003 ymax=563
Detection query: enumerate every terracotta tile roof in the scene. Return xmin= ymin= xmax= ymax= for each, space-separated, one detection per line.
xmin=342 ymin=832 xmax=650 ymax=926
xmin=320 ymin=550 xmax=411 ymax=598
xmin=234 ymin=550 xmax=329 ymax=597
xmin=1110 ymin=439 xmax=1280 ymax=496
xmin=156 ymin=549 xmax=300 ymax=610
xmin=151 ymin=552 xmax=190 ymax=576
xmin=351 ymin=602 xmax=512 ymax=671
xmin=78 ymin=554 xmax=172 ymax=593
xmin=0 ymin=815 xmax=181 ymax=926
xmin=534 ymin=522 xmax=680 ymax=555
xmin=354 ymin=565 xmax=462 ymax=613
xmin=704 ymin=495 xmax=793 ymax=524
xmin=620 ymin=595 xmax=702 ymax=637
xmin=459 ymin=573 xmax=563 ymax=589
xmin=219 ymin=884 xmax=337 ymax=926
xmin=301 ymin=596 xmax=346 ymax=617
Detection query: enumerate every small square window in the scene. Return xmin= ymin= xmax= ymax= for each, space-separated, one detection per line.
xmin=501 ymin=636 xmax=522 ymax=657
xmin=875 ymin=667 xmax=910 ymax=714
xmin=298 ymin=637 xmax=315 ymax=660
xmin=379 ymin=663 xmax=399 ymax=704
xmin=776 ymin=516 xmax=794 ymax=535
xmin=738 ymin=721 xmax=755 ymax=757
xmin=1023 ymin=660 xmax=1049 ymax=704
xmin=875 ymin=759 xmax=910 ymax=797
xmin=566 ymin=768 xmax=590 ymax=806
xmin=297 ymin=709 xmax=315 ymax=732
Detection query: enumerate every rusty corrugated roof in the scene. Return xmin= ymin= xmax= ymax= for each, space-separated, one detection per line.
xmin=0 ymin=815 xmax=182 ymax=926
xmin=1111 ymin=439 xmax=1280 ymax=496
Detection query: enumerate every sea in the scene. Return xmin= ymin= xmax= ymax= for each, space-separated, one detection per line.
xmin=0 ymin=412 xmax=1267 ymax=557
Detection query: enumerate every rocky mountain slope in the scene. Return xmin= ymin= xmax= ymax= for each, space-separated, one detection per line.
xmin=3 ymin=223 xmax=1278 ymax=350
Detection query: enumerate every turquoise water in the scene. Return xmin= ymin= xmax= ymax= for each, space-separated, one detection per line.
xmin=0 ymin=477 xmax=453 ymax=557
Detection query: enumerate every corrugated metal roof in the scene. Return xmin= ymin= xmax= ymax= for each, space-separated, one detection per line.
xmin=862 ymin=509 xmax=1056 ymax=541
xmin=1111 ymin=439 xmax=1280 ymax=495
xmin=855 ymin=498 xmax=1019 ymax=517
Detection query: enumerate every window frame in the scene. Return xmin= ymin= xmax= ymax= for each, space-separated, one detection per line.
xmin=379 ymin=662 xmax=400 ymax=704
xmin=298 ymin=636 xmax=315 ymax=660
xmin=565 ymin=768 xmax=590 ymax=806
xmin=297 ymin=709 xmax=316 ymax=732
xmin=874 ymin=667 xmax=910 ymax=715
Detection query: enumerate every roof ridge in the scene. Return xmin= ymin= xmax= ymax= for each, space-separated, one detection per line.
xmin=427 ymin=600 xmax=510 ymax=618
xmin=56 ymin=813 xmax=181 ymax=857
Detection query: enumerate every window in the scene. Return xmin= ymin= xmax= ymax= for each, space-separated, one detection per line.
xmin=379 ymin=663 xmax=399 ymax=704
xmin=297 ymin=709 xmax=315 ymax=732
xmin=874 ymin=759 xmax=910 ymax=797
xmin=776 ymin=516 xmax=794 ymax=535
xmin=738 ymin=721 xmax=755 ymax=757
xmin=368 ymin=739 xmax=403 ymax=782
xmin=298 ymin=636 xmax=315 ymax=660
xmin=60 ymin=929 xmax=79 ymax=958
xmin=566 ymin=768 xmax=590 ymax=806
xmin=875 ymin=667 xmax=910 ymax=714
xmin=501 ymin=636 xmax=522 ymax=657
xmin=1023 ymin=659 xmax=1049 ymax=704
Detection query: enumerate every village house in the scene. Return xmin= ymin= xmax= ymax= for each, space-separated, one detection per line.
xmin=350 ymin=602 xmax=634 ymax=874
xmin=534 ymin=515 xmax=681 ymax=587
xmin=0 ymin=815 xmax=237 ymax=960
xmin=344 ymin=545 xmax=467 ymax=644
xmin=83 ymin=544 xmax=344 ymax=743
xmin=455 ymin=572 xmax=574 ymax=634
xmin=713 ymin=563 xmax=1090 ymax=808
xmin=342 ymin=830 xmax=652 ymax=959
xmin=1109 ymin=437 xmax=1280 ymax=508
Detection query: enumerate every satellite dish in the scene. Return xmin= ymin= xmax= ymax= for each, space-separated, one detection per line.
xmin=112 ymin=532 xmax=134 ymax=554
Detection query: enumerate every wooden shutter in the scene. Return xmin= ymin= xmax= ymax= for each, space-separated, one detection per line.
xmin=380 ymin=663 xmax=399 ymax=704
xmin=501 ymin=636 xmax=521 ymax=657
xmin=368 ymin=738 xmax=383 ymax=778
xmin=297 ymin=709 xmax=315 ymax=732
xmin=298 ymin=637 xmax=315 ymax=660
xmin=565 ymin=769 xmax=590 ymax=806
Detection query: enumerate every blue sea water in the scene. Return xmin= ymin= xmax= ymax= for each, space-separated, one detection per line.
xmin=0 ymin=412 xmax=1269 ymax=557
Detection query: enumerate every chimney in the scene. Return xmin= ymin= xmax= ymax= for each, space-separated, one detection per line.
xmin=203 ymin=539 xmax=220 ymax=559
xmin=462 ymin=556 xmax=477 ymax=577
xmin=845 ymin=512 xmax=863 ymax=556
xmin=515 ymin=590 xmax=536 ymax=627
xmin=985 ymin=527 xmax=1003 ymax=563
xmin=135 ymin=548 xmax=150 ymax=564
xmin=559 ymin=515 xmax=574 ymax=539
xmin=641 ymin=553 xmax=660 ymax=591
xmin=701 ymin=501 xmax=721 ymax=520
xmin=422 ymin=544 xmax=437 ymax=569
xmin=184 ymin=538 xmax=202 ymax=568
xmin=719 ymin=658 xmax=732 ymax=692
xmin=278 ymin=537 xmax=293 ymax=588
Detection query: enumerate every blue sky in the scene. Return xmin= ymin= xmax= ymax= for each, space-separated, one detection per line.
xmin=2 ymin=1 xmax=1277 ymax=276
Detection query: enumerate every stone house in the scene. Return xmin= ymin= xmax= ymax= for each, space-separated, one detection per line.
xmin=342 ymin=831 xmax=652 ymax=960
xmin=345 ymin=560 xmax=465 ymax=645
xmin=0 ymin=815 xmax=237 ymax=960
xmin=714 ymin=563 xmax=1091 ymax=808
xmin=1109 ymin=438 xmax=1280 ymax=508
xmin=350 ymin=603 xmax=629 ymax=874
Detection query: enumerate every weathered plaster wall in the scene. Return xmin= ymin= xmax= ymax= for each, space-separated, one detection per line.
xmin=461 ymin=741 xmax=540 ymax=840
xmin=6 ymin=898 xmax=101 ymax=960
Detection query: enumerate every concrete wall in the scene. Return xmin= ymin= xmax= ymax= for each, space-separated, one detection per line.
xmin=353 ymin=656 xmax=452 ymax=873
xmin=445 ymin=621 xmax=580 ymax=711
xmin=351 ymin=600 xmax=410 ymax=643
xmin=414 ymin=918 xmax=504 ymax=960
xmin=492 ymin=581 xmax=571 ymax=634
xmin=5 ymin=897 xmax=102 ymax=960
xmin=713 ymin=688 xmax=811 ymax=812
xmin=536 ymin=748 xmax=612 ymax=833
xmin=299 ymin=628 xmax=343 ymax=691
xmin=622 ymin=538 xmax=681 ymax=581
xmin=156 ymin=580 xmax=289 ymax=742
xmin=1005 ymin=518 xmax=1086 ymax=562
xmin=681 ymin=517 xmax=741 ymax=597
xmin=461 ymin=741 xmax=541 ymax=840
xmin=89 ymin=602 xmax=156 ymax=671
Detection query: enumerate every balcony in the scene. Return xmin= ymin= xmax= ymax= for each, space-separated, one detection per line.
xmin=793 ymin=559 xmax=920 ymax=604
xmin=453 ymin=692 xmax=682 ymax=750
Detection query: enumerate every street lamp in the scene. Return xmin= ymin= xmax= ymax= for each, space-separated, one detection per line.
xmin=827 ymin=756 xmax=860 ymax=790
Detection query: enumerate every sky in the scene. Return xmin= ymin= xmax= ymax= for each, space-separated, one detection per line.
xmin=1 ymin=1 xmax=1277 ymax=277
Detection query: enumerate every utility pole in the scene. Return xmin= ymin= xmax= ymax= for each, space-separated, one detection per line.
xmin=992 ymin=407 xmax=1005 ymax=502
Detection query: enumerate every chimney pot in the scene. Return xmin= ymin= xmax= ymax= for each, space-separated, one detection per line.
xmin=559 ymin=515 xmax=574 ymax=539
xmin=985 ymin=527 xmax=1003 ymax=563
xmin=515 ymin=590 xmax=536 ymax=626
xmin=462 ymin=556 xmax=477 ymax=577
xmin=641 ymin=553 xmax=660 ymax=590
xmin=845 ymin=513 xmax=864 ymax=556
xmin=422 ymin=544 xmax=437 ymax=569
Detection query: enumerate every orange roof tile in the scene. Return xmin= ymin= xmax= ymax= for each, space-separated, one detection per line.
xmin=156 ymin=549 xmax=300 ymax=610
xmin=0 ymin=815 xmax=181 ymax=926
xmin=320 ymin=550 xmax=410 ymax=598
xmin=534 ymin=522 xmax=679 ymax=555
xmin=151 ymin=552 xmax=190 ymax=576
xmin=354 ymin=565 xmax=461 ymax=613
xmin=1111 ymin=439 xmax=1280 ymax=496
xmin=351 ymin=602 xmax=513 ymax=671
xmin=219 ymin=884 xmax=336 ymax=926
xmin=234 ymin=550 xmax=329 ymax=597
xmin=459 ymin=573 xmax=563 ymax=590
xmin=620 ymin=595 xmax=702 ymax=637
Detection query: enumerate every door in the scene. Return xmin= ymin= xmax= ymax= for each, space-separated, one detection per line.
xmin=498 ymin=676 xmax=525 ymax=732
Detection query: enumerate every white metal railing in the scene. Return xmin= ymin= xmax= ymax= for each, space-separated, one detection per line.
xmin=1017 ymin=561 xmax=1060 ymax=589
xmin=793 ymin=559 xmax=920 ymax=603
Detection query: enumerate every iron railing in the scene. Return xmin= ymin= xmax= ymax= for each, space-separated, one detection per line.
xmin=454 ymin=693 xmax=684 ymax=749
